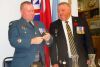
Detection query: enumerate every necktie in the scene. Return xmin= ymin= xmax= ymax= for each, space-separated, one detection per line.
xmin=66 ymin=21 xmax=79 ymax=67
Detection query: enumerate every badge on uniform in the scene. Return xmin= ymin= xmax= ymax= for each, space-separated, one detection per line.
xmin=21 ymin=24 xmax=27 ymax=34
xmin=17 ymin=38 xmax=22 ymax=44
xmin=21 ymin=24 xmax=27 ymax=30
xmin=39 ymin=28 xmax=46 ymax=34
xmin=9 ymin=22 xmax=13 ymax=26
xmin=76 ymin=26 xmax=85 ymax=34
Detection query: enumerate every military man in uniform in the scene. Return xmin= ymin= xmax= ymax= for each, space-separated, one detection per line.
xmin=8 ymin=1 xmax=52 ymax=67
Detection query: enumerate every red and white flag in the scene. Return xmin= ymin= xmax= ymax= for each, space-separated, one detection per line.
xmin=40 ymin=0 xmax=52 ymax=30
xmin=31 ymin=0 xmax=51 ymax=67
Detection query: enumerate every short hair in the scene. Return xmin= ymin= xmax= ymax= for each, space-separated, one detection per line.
xmin=20 ymin=1 xmax=32 ymax=10
xmin=58 ymin=2 xmax=71 ymax=7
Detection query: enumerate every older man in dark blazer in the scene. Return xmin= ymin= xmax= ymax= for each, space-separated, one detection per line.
xmin=50 ymin=2 xmax=95 ymax=67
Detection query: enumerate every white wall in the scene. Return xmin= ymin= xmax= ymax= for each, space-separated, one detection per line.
xmin=71 ymin=0 xmax=78 ymax=16
xmin=0 ymin=0 xmax=30 ymax=67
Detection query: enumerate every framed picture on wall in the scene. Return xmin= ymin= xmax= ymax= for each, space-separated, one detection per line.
xmin=88 ymin=17 xmax=100 ymax=35
xmin=89 ymin=18 xmax=100 ymax=29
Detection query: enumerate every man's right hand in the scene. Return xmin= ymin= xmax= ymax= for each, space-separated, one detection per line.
xmin=52 ymin=64 xmax=59 ymax=67
xmin=31 ymin=37 xmax=44 ymax=44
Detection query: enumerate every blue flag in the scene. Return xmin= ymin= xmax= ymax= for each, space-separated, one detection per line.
xmin=52 ymin=0 xmax=59 ymax=22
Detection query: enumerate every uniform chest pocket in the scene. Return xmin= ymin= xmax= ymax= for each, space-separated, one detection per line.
xmin=19 ymin=27 xmax=35 ymax=37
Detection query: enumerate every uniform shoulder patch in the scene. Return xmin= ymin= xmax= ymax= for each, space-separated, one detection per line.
xmin=9 ymin=20 xmax=18 ymax=27
xmin=9 ymin=22 xmax=13 ymax=26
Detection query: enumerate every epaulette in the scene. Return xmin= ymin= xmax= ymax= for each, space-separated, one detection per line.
xmin=9 ymin=20 xmax=18 ymax=27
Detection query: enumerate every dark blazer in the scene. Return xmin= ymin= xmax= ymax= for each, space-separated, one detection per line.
xmin=8 ymin=18 xmax=47 ymax=67
xmin=49 ymin=17 xmax=94 ymax=67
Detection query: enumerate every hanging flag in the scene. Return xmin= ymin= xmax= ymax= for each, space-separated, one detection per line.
xmin=52 ymin=0 xmax=59 ymax=22
xmin=40 ymin=0 xmax=52 ymax=30
xmin=31 ymin=0 xmax=41 ymax=21
xmin=31 ymin=0 xmax=51 ymax=67
xmin=40 ymin=0 xmax=51 ymax=67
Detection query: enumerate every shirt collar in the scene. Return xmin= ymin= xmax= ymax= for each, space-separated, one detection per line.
xmin=62 ymin=16 xmax=72 ymax=24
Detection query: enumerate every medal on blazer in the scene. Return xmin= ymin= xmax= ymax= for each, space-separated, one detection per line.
xmin=76 ymin=26 xmax=85 ymax=34
xmin=55 ymin=29 xmax=58 ymax=37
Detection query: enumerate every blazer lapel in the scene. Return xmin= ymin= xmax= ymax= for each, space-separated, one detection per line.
xmin=72 ymin=17 xmax=79 ymax=36
xmin=57 ymin=19 xmax=67 ymax=43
